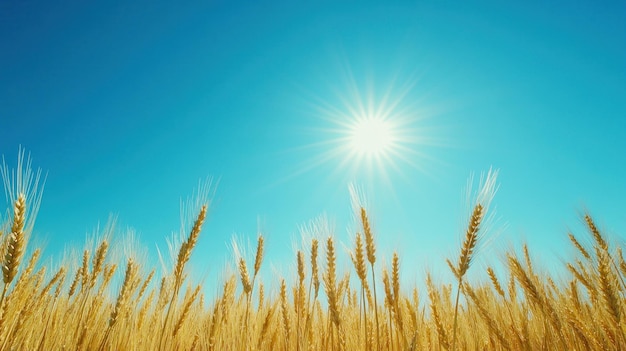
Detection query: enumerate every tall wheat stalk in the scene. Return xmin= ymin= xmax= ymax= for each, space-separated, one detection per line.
xmin=352 ymin=232 xmax=370 ymax=351
xmin=449 ymin=168 xmax=498 ymax=350
xmin=450 ymin=203 xmax=483 ymax=350
xmin=360 ymin=207 xmax=380 ymax=351
xmin=160 ymin=204 xmax=207 ymax=349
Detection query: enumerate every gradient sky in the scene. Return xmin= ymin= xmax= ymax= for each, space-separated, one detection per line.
xmin=2 ymin=1 xmax=625 ymax=287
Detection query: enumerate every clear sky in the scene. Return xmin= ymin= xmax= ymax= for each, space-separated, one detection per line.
xmin=2 ymin=0 xmax=625 ymax=286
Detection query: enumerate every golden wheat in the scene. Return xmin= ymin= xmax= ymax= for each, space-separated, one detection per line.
xmin=0 ymin=157 xmax=624 ymax=350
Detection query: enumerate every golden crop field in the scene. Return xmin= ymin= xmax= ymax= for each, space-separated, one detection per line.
xmin=0 ymin=164 xmax=623 ymax=351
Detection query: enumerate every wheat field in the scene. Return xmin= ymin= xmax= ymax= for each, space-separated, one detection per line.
xmin=0 ymin=162 xmax=624 ymax=350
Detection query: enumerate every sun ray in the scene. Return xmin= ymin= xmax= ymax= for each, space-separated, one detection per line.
xmin=263 ymin=62 xmax=449 ymax=196
xmin=321 ymin=75 xmax=442 ymax=186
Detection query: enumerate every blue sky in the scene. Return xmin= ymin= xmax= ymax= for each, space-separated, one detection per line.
xmin=1 ymin=0 xmax=625 ymax=286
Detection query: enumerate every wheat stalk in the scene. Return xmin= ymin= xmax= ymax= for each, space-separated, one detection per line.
xmin=324 ymin=237 xmax=340 ymax=329
xmin=161 ymin=204 xmax=207 ymax=349
xmin=351 ymin=232 xmax=370 ymax=351
xmin=280 ymin=278 xmax=290 ymax=349
xmin=360 ymin=207 xmax=380 ymax=351
xmin=451 ymin=203 xmax=483 ymax=350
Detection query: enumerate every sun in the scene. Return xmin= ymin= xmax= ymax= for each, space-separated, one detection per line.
xmin=290 ymin=78 xmax=438 ymax=188
xmin=348 ymin=116 xmax=395 ymax=157
xmin=270 ymin=64 xmax=444 ymax=192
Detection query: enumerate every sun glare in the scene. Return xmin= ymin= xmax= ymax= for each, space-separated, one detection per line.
xmin=291 ymin=78 xmax=439 ymax=189
xmin=275 ymin=64 xmax=443 ymax=191
xmin=349 ymin=117 xmax=394 ymax=157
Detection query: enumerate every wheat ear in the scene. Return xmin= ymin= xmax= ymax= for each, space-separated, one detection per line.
xmin=311 ymin=239 xmax=320 ymax=300
xmin=109 ymin=259 xmax=136 ymax=327
xmin=487 ymin=267 xmax=505 ymax=298
xmin=253 ymin=234 xmax=264 ymax=279
xmin=2 ymin=194 xmax=26 ymax=286
xmin=173 ymin=285 xmax=201 ymax=337
xmin=568 ymin=233 xmax=591 ymax=261
xmin=1 ymin=194 xmax=26 ymax=309
xmin=173 ymin=204 xmax=207 ymax=290
xmin=238 ymin=257 xmax=252 ymax=295
xmin=90 ymin=240 xmax=108 ymax=289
